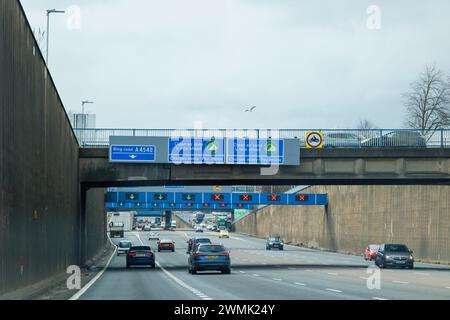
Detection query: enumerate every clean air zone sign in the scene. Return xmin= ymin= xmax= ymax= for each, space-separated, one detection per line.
xmin=306 ymin=132 xmax=323 ymax=149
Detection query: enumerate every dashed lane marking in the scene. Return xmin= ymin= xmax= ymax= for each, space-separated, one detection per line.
xmin=373 ymin=297 xmax=388 ymax=300
xmin=325 ymin=288 xmax=343 ymax=293
xmin=392 ymin=280 xmax=409 ymax=284
xmin=134 ymin=232 xmax=212 ymax=301
xmin=294 ymin=282 xmax=306 ymax=286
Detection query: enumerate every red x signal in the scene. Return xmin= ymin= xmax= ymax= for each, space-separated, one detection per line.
xmin=269 ymin=195 xmax=279 ymax=201
xmin=212 ymin=194 xmax=223 ymax=201
xmin=296 ymin=195 xmax=308 ymax=202
xmin=240 ymin=194 xmax=251 ymax=201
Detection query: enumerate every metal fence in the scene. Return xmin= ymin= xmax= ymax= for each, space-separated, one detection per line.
xmin=73 ymin=128 xmax=450 ymax=148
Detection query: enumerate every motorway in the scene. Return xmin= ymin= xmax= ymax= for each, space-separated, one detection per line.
xmin=78 ymin=229 xmax=450 ymax=300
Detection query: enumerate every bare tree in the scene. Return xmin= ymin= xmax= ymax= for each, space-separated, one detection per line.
xmin=403 ymin=65 xmax=450 ymax=138
xmin=32 ymin=28 xmax=46 ymax=56
xmin=357 ymin=119 xmax=378 ymax=139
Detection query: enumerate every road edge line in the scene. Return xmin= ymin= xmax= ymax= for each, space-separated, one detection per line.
xmin=69 ymin=235 xmax=117 ymax=300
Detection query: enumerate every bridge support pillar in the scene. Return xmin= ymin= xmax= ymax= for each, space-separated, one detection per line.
xmin=164 ymin=211 xmax=172 ymax=230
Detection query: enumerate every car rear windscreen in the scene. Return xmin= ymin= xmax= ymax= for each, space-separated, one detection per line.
xmin=130 ymin=246 xmax=151 ymax=251
xmin=199 ymin=245 xmax=225 ymax=252
xmin=119 ymin=242 xmax=132 ymax=248
xmin=385 ymin=244 xmax=409 ymax=252
xmin=196 ymin=238 xmax=211 ymax=243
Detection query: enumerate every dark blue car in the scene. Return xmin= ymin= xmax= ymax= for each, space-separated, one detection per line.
xmin=126 ymin=245 xmax=155 ymax=269
xmin=188 ymin=244 xmax=230 ymax=274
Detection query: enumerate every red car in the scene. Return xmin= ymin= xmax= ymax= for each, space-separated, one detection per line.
xmin=364 ymin=244 xmax=381 ymax=261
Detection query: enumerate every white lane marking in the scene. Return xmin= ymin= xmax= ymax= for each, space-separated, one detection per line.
xmin=69 ymin=234 xmax=117 ymax=300
xmin=325 ymin=288 xmax=342 ymax=293
xmin=359 ymin=277 xmax=369 ymax=280
xmin=239 ymin=271 xmax=246 ymax=274
xmin=134 ymin=232 xmax=212 ymax=301
xmin=327 ymin=272 xmax=338 ymax=276
xmin=392 ymin=280 xmax=409 ymax=284
xmin=373 ymin=297 xmax=388 ymax=300
xmin=413 ymin=272 xmax=429 ymax=276
xmin=294 ymin=282 xmax=306 ymax=286
xmin=252 ymin=274 xmax=260 ymax=277
xmin=445 ymin=287 xmax=450 ymax=289
xmin=272 ymin=278 xmax=282 ymax=281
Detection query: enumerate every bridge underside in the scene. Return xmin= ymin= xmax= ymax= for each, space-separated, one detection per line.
xmin=80 ymin=148 xmax=450 ymax=188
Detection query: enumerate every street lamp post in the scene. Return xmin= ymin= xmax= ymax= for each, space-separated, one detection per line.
xmin=81 ymin=101 xmax=94 ymax=146
xmin=46 ymin=9 xmax=65 ymax=65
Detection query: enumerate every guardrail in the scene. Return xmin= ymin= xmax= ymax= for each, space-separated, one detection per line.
xmin=73 ymin=128 xmax=450 ymax=148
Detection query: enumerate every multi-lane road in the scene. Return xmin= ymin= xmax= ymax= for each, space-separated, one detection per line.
xmin=76 ymin=229 xmax=450 ymax=300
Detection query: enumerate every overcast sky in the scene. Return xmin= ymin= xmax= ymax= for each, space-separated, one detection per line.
xmin=20 ymin=0 xmax=450 ymax=129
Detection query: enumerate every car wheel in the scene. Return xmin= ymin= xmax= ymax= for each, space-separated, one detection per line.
xmin=280 ymin=247 xmax=284 ymax=251
xmin=191 ymin=269 xmax=197 ymax=274
xmin=222 ymin=269 xmax=231 ymax=274
xmin=126 ymin=264 xmax=130 ymax=269
xmin=408 ymin=264 xmax=414 ymax=269
xmin=172 ymin=249 xmax=175 ymax=252
xmin=152 ymin=264 xmax=156 ymax=269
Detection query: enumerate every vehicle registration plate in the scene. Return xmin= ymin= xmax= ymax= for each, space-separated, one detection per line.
xmin=206 ymin=255 xmax=218 ymax=259
xmin=136 ymin=253 xmax=145 ymax=257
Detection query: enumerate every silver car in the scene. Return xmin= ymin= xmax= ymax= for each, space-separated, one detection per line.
xmin=323 ymin=132 xmax=361 ymax=148
xmin=117 ymin=240 xmax=132 ymax=256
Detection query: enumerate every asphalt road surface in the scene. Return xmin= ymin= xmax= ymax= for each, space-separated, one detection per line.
xmin=78 ymin=229 xmax=450 ymax=300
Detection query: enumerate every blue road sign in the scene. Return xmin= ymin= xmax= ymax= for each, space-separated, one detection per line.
xmin=169 ymin=137 xmax=225 ymax=164
xmin=110 ymin=145 xmax=156 ymax=162
xmin=106 ymin=192 xmax=328 ymax=206
xmin=226 ymin=139 xmax=284 ymax=165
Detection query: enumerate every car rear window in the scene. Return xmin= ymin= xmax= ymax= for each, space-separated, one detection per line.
xmin=195 ymin=238 xmax=211 ymax=243
xmin=198 ymin=245 xmax=225 ymax=253
xmin=130 ymin=246 xmax=151 ymax=251
xmin=119 ymin=242 xmax=132 ymax=248
xmin=385 ymin=244 xmax=409 ymax=252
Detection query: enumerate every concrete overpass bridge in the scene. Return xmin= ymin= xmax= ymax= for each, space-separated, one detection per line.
xmin=80 ymin=147 xmax=450 ymax=188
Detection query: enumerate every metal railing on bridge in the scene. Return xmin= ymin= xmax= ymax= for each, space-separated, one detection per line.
xmin=73 ymin=128 xmax=450 ymax=148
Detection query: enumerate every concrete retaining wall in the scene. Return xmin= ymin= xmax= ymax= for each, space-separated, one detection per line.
xmin=235 ymin=185 xmax=450 ymax=264
xmin=0 ymin=1 xmax=107 ymax=296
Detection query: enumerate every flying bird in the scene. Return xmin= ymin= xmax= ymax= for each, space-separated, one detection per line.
xmin=245 ymin=106 xmax=256 ymax=112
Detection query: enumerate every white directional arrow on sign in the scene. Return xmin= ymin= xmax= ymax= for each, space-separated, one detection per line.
xmin=129 ymin=155 xmax=137 ymax=159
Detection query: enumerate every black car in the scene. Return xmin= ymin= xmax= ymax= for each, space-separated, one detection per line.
xmin=266 ymin=235 xmax=284 ymax=250
xmin=126 ymin=245 xmax=155 ymax=268
xmin=375 ymin=243 xmax=414 ymax=269
xmin=187 ymin=237 xmax=212 ymax=253
xmin=188 ymin=244 xmax=231 ymax=274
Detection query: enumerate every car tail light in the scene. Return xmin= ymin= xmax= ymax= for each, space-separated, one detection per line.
xmin=193 ymin=252 xmax=203 ymax=257
xmin=168 ymin=243 xmax=173 ymax=246
xmin=146 ymin=252 xmax=153 ymax=256
xmin=220 ymin=252 xmax=229 ymax=257
xmin=128 ymin=252 xmax=136 ymax=256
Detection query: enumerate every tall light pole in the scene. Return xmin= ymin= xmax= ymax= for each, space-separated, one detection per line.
xmin=81 ymin=101 xmax=94 ymax=146
xmin=46 ymin=9 xmax=65 ymax=65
